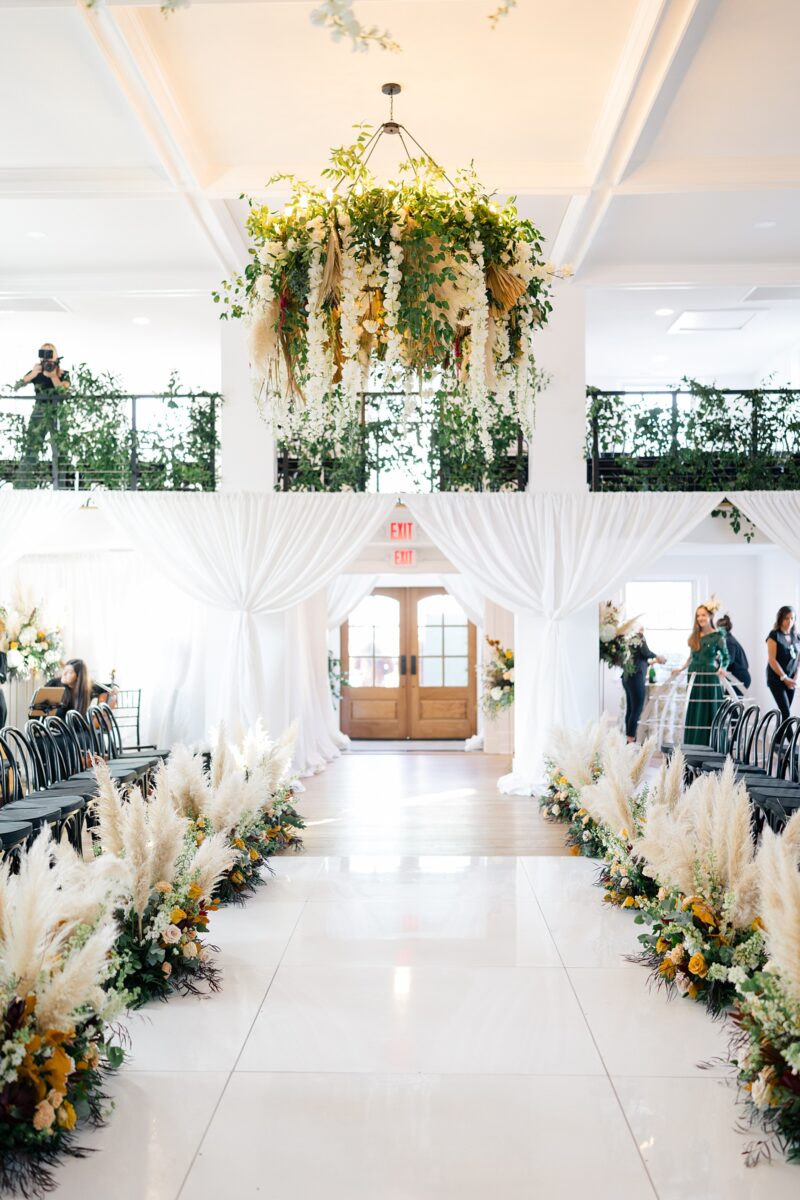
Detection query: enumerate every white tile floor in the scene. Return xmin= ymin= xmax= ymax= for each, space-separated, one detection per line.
xmin=52 ymin=855 xmax=799 ymax=1199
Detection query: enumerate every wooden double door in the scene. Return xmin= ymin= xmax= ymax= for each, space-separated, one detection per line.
xmin=340 ymin=587 xmax=477 ymax=740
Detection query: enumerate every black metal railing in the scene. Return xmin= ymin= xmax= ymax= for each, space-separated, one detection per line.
xmin=586 ymin=383 xmax=800 ymax=491
xmin=0 ymin=390 xmax=219 ymax=490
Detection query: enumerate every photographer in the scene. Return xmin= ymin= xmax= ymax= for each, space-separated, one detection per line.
xmin=14 ymin=342 xmax=70 ymax=487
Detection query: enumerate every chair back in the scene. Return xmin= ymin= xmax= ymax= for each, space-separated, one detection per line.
xmin=714 ymin=699 xmax=742 ymax=754
xmin=708 ymin=698 xmax=734 ymax=751
xmin=111 ymin=688 xmax=141 ymax=748
xmin=66 ymin=709 xmax=103 ymax=762
xmin=0 ymin=733 xmax=18 ymax=805
xmin=732 ymin=702 xmax=760 ymax=763
xmin=780 ymin=719 xmax=800 ymax=782
xmin=1 ymin=727 xmax=44 ymax=797
xmin=25 ymin=718 xmax=68 ymax=787
xmin=766 ymin=717 xmax=800 ymax=778
xmin=88 ymin=705 xmax=114 ymax=759
xmin=44 ymin=715 xmax=83 ymax=777
xmin=751 ymin=709 xmax=782 ymax=769
xmin=99 ymin=703 xmax=125 ymax=758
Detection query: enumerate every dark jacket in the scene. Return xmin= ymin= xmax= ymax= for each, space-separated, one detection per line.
xmin=724 ymin=631 xmax=751 ymax=689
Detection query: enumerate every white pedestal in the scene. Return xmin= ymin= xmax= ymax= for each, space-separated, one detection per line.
xmin=7 ymin=675 xmax=38 ymax=727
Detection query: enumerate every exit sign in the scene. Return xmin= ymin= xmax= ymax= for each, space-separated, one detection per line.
xmin=390 ymin=520 xmax=414 ymax=541
xmin=393 ymin=549 xmax=415 ymax=566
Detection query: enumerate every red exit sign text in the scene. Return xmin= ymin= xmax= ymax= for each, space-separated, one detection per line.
xmin=390 ymin=520 xmax=414 ymax=541
xmin=393 ymin=549 xmax=415 ymax=566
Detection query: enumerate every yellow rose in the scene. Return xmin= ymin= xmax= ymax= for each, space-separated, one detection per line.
xmin=169 ymin=908 xmax=186 ymax=925
xmin=56 ymin=1100 xmax=77 ymax=1131
xmin=655 ymin=937 xmax=669 ymax=954
xmin=658 ymin=958 xmax=676 ymax=981
xmin=249 ymin=848 xmax=260 ymax=861
xmin=687 ymin=953 xmax=708 ymax=978
xmin=691 ymin=901 xmax=717 ymax=928
xmin=9 ymin=640 xmax=18 ymax=650
xmin=234 ymin=838 xmax=245 ymax=850
xmin=751 ymin=916 xmax=765 ymax=932
xmin=154 ymin=881 xmax=172 ymax=894
xmin=231 ymin=870 xmax=244 ymax=885
xmin=622 ymin=896 xmax=636 ymax=908
xmin=687 ymin=983 xmax=699 ymax=1000
xmin=187 ymin=882 xmax=202 ymax=901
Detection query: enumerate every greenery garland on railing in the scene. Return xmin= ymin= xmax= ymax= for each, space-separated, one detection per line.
xmin=3 ymin=366 xmax=220 ymax=490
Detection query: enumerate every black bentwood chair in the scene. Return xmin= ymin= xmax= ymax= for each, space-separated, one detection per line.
xmin=0 ymin=729 xmax=79 ymax=845
xmin=696 ymin=702 xmax=761 ymax=775
xmin=94 ymin=704 xmax=166 ymax=767
xmin=662 ymin=696 xmax=735 ymax=761
xmin=46 ymin=714 xmax=144 ymax=787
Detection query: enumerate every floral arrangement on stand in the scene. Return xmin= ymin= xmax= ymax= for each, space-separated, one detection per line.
xmin=0 ymin=832 xmax=127 ymax=1197
xmin=633 ymin=757 xmax=765 ymax=1017
xmin=481 ymin=637 xmax=514 ymax=717
xmin=92 ymin=762 xmax=232 ymax=1008
xmin=0 ymin=600 xmax=63 ymax=681
xmin=216 ymin=126 xmax=567 ymax=461
xmin=598 ymin=600 xmax=642 ymax=676
xmin=729 ymin=818 xmax=800 ymax=1164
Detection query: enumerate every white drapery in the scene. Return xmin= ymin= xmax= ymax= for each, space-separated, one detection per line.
xmin=327 ymin=573 xmax=380 ymax=632
xmin=730 ymin=492 xmax=800 ymax=562
xmin=405 ymin=492 xmax=722 ymax=791
xmin=0 ymin=492 xmax=79 ymax=569
xmin=437 ymin=573 xmax=485 ymax=630
xmin=98 ymin=492 xmax=395 ymax=750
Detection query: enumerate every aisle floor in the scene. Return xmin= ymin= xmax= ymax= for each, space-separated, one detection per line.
xmin=53 ymin=851 xmax=798 ymax=1199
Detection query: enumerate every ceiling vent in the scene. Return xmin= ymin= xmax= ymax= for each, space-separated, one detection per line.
xmin=743 ymin=286 xmax=800 ymax=303
xmin=668 ymin=309 xmax=759 ymax=333
xmin=0 ymin=297 xmax=70 ymax=314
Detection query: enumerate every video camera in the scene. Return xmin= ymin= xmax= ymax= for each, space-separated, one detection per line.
xmin=38 ymin=347 xmax=61 ymax=374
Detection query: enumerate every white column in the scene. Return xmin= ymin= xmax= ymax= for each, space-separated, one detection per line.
xmin=504 ymin=283 xmax=595 ymax=792
xmin=483 ymin=599 xmax=514 ymax=756
xmin=219 ymin=321 xmax=276 ymax=492
xmin=528 ymin=281 xmax=586 ymax=494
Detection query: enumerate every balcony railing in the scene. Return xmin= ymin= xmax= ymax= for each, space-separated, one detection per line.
xmin=0 ymin=388 xmax=219 ymax=490
xmin=586 ymin=383 xmax=800 ymax=492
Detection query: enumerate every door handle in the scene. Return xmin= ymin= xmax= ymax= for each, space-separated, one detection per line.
xmin=411 ymin=655 xmax=417 ymax=676
xmin=400 ymin=655 xmax=407 ymax=675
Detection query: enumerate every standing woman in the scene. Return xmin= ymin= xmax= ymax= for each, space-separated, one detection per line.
xmin=622 ymin=629 xmax=666 ymax=742
xmin=766 ymin=606 xmax=800 ymax=721
xmin=672 ymin=603 xmax=730 ymax=745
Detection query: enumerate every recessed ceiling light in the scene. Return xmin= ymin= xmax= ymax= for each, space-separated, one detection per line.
xmin=27 ymin=231 xmax=45 ymax=239
xmin=754 ymin=220 xmax=776 ymax=229
xmin=132 ymin=316 xmax=150 ymax=326
xmin=655 ymin=308 xmax=674 ymax=317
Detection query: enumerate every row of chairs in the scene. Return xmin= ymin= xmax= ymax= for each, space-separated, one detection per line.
xmin=665 ymin=697 xmax=800 ymax=833
xmin=0 ymin=703 xmax=169 ymax=862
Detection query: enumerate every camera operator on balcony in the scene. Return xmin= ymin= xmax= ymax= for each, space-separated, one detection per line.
xmin=13 ymin=342 xmax=70 ymax=487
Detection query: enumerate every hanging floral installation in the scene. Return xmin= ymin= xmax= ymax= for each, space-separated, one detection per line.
xmin=218 ymin=122 xmax=563 ymax=457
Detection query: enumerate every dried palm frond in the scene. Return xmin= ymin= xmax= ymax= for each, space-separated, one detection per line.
xmin=248 ymin=307 xmax=279 ymax=383
xmin=167 ymin=744 xmax=210 ymax=820
xmin=205 ymin=768 xmax=256 ymax=836
xmin=486 ymin=261 xmax=527 ymax=314
xmin=0 ymin=830 xmax=62 ymax=994
xmin=649 ymin=749 xmax=685 ymax=813
xmin=321 ymin=218 xmax=343 ymax=306
xmin=147 ymin=777 xmax=188 ymax=888
xmin=756 ymin=825 xmax=800 ymax=1001
xmin=121 ymin=786 xmax=152 ymax=921
xmin=580 ymin=733 xmax=654 ymax=839
xmin=549 ymin=716 xmax=611 ymax=792
xmin=210 ymin=722 xmax=232 ymax=791
xmin=51 ymin=842 xmax=128 ymax=931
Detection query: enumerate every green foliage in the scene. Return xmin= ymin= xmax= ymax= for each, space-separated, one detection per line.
xmin=1 ymin=366 xmax=220 ymax=490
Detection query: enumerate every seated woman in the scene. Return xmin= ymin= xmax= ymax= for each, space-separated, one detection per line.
xmin=46 ymin=658 xmax=92 ymax=718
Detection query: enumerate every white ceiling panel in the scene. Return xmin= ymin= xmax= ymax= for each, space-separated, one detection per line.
xmin=0 ymin=7 xmax=163 ymax=171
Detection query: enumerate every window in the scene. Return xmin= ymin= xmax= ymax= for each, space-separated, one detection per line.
xmin=624 ymin=580 xmax=695 ymax=671
xmin=417 ymin=593 xmax=469 ymax=688
xmin=346 ymin=593 xmax=400 ymax=688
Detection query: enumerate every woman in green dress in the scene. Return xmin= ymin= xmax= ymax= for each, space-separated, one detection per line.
xmin=671 ymin=604 xmax=730 ymax=745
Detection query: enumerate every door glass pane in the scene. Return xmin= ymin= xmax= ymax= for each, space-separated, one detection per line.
xmin=444 ymin=625 xmax=468 ymax=655
xmin=348 ymin=656 xmax=374 ymax=688
xmin=419 ymin=625 xmax=443 ymax=655
xmin=374 ymin=625 xmax=400 ymax=656
xmin=348 ymin=626 xmax=374 ymax=657
xmin=444 ymin=657 xmax=469 ymax=686
xmin=420 ymin=657 xmax=443 ymax=686
xmin=418 ymin=594 xmax=465 ymax=624
xmin=375 ymin=657 xmax=400 ymax=688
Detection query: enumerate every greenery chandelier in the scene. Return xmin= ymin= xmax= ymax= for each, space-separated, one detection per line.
xmin=218 ymin=85 xmax=562 ymax=456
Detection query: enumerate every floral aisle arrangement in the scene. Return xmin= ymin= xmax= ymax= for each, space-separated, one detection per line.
xmin=579 ymin=732 xmax=658 ymax=908
xmin=92 ymin=762 xmax=233 ymax=1008
xmin=481 ymin=637 xmax=514 ymax=717
xmin=0 ymin=599 xmax=63 ymax=681
xmin=729 ymin=817 xmax=800 ymax=1164
xmin=633 ymin=757 xmax=765 ymax=1017
xmin=166 ymin=721 xmax=304 ymax=905
xmin=598 ymin=600 xmax=642 ymax=675
xmin=217 ymin=130 xmax=563 ymax=458
xmin=0 ymin=832 xmax=127 ymax=1198
xmin=537 ymin=720 xmax=609 ymax=856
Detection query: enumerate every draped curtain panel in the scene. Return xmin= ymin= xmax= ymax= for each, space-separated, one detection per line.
xmin=405 ymin=492 xmax=722 ymax=791
xmin=327 ymin=573 xmax=380 ymax=633
xmin=730 ymin=492 xmax=800 ymax=562
xmin=437 ymin=573 xmax=485 ymax=630
xmin=0 ymin=492 xmax=80 ymax=569
xmin=98 ymin=492 xmax=395 ymax=744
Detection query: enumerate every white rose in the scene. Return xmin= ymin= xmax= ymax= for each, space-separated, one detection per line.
xmin=183 ymin=941 xmax=198 ymax=960
xmin=503 ymin=669 xmax=515 ymax=683
xmin=18 ymin=626 xmax=35 ymax=647
xmin=550 ymin=804 xmax=560 ymax=816
xmin=620 ymin=877 xmax=630 ymax=889
xmin=490 ymin=687 xmax=503 ymax=701
xmin=582 ymin=831 xmax=590 ymax=842
xmin=675 ymin=972 xmax=691 ymax=995
xmin=161 ymin=924 xmax=181 ymax=945
xmin=6 ymin=649 xmax=23 ymax=670
xmin=599 ymin=624 xmax=616 ymax=644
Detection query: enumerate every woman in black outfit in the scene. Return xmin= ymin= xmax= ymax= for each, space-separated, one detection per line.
xmin=766 ymin=607 xmax=800 ymax=721
xmin=622 ymin=631 xmax=666 ymax=742
xmin=46 ymin=658 xmax=92 ymax=718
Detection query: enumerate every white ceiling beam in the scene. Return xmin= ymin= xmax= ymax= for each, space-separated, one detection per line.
xmin=552 ymin=0 xmax=717 ymax=274
xmin=577 ymin=261 xmax=800 ymax=288
xmin=617 ymin=157 xmax=800 ymax=194
xmin=78 ymin=4 xmax=248 ymax=278
xmin=0 ymin=167 xmax=173 ymax=199
xmin=0 ymin=269 xmax=219 ymax=296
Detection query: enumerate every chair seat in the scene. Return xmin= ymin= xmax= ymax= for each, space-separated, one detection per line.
xmin=19 ymin=792 xmax=85 ymax=818
xmin=747 ymin=780 xmax=800 ymax=793
xmin=3 ymin=802 xmax=62 ymax=826
xmin=0 ymin=819 xmax=33 ymax=849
